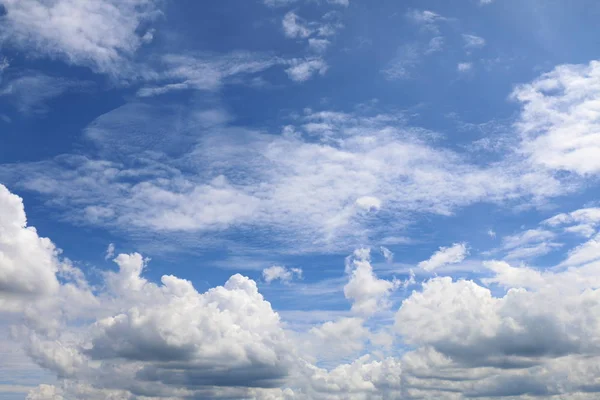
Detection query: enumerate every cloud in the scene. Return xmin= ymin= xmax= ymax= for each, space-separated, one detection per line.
xmin=418 ymin=243 xmax=468 ymax=271
xmin=278 ymin=8 xmax=344 ymax=82
xmin=283 ymin=12 xmax=312 ymax=38
xmin=0 ymin=187 xmax=297 ymax=396
xmin=500 ymin=229 xmax=561 ymax=260
xmin=381 ymin=44 xmax=421 ymax=80
xmin=543 ymin=207 xmax=600 ymax=238
xmin=308 ymin=38 xmax=331 ymax=53
xmin=0 ymin=0 xmax=160 ymax=76
xmin=512 ymin=60 xmax=600 ymax=175
xmin=343 ymin=249 xmax=397 ymax=316
xmin=137 ymin=52 xmax=280 ymax=96
xmin=264 ymin=0 xmax=349 ymax=7
xmin=380 ymin=246 xmax=393 ymax=263
xmin=307 ymin=317 xmax=369 ymax=360
xmin=457 ymin=62 xmax=473 ymax=72
xmin=406 ymin=9 xmax=447 ymax=33
xmin=104 ymin=243 xmax=115 ymax=260
xmin=462 ymin=33 xmax=486 ymax=49
xmin=0 ymin=184 xmax=60 ymax=301
xmin=355 ymin=196 xmax=381 ymax=211
xmin=425 ymin=36 xmax=444 ymax=54
xmin=263 ymin=265 xmax=303 ymax=284
xmin=0 ymin=71 xmax=92 ymax=114
xmin=8 ymin=183 xmax=600 ymax=398
xmin=285 ymin=58 xmax=328 ymax=81
xmin=0 ymin=102 xmax=570 ymax=253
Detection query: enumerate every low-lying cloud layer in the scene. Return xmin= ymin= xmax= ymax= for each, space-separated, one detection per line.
xmin=4 ymin=178 xmax=600 ymax=399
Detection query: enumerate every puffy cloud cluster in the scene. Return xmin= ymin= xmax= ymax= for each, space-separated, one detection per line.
xmin=6 ymin=188 xmax=600 ymax=398
xmin=263 ymin=265 xmax=303 ymax=284
xmin=513 ymin=60 xmax=600 ymax=175
xmin=343 ymin=249 xmax=397 ymax=316
xmin=0 ymin=184 xmax=60 ymax=303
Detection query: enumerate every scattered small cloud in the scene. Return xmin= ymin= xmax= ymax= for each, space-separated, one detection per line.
xmin=105 ymin=243 xmax=115 ymax=260
xmin=263 ymin=265 xmax=303 ymax=284
xmin=425 ymin=36 xmax=445 ymax=54
xmin=462 ymin=34 xmax=486 ymax=49
xmin=418 ymin=243 xmax=469 ymax=271
xmin=406 ymin=9 xmax=447 ymax=33
xmin=458 ymin=62 xmax=473 ymax=72
xmin=380 ymin=246 xmax=394 ymax=263
xmin=285 ymin=58 xmax=328 ymax=81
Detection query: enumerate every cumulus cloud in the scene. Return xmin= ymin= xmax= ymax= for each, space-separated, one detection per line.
xmin=0 ymin=184 xmax=60 ymax=300
xmin=418 ymin=242 xmax=468 ymax=271
xmin=263 ymin=265 xmax=303 ymax=284
xmin=512 ymin=60 xmax=600 ymax=175
xmin=7 ymin=183 xmax=600 ymax=398
xmin=343 ymin=249 xmax=397 ymax=316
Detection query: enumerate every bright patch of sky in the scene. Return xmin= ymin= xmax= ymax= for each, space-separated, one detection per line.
xmin=2 ymin=0 xmax=600 ymax=398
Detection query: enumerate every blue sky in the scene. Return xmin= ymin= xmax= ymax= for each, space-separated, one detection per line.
xmin=2 ymin=0 xmax=600 ymax=399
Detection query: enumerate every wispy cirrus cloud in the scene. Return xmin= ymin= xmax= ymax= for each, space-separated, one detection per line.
xmin=0 ymin=0 xmax=160 ymax=76
xmin=0 ymin=99 xmax=570 ymax=254
xmin=0 ymin=71 xmax=93 ymax=114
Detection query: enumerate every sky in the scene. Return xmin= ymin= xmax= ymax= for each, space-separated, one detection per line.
xmin=2 ymin=0 xmax=600 ymax=399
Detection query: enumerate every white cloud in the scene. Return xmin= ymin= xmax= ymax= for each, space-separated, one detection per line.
xmin=137 ymin=52 xmax=280 ymax=96
xmin=0 ymin=104 xmax=569 ymax=253
xmin=343 ymin=249 xmax=397 ymax=316
xmin=457 ymin=62 xmax=473 ymax=72
xmin=0 ymin=57 xmax=9 ymax=74
xmin=500 ymin=229 xmax=561 ymax=260
xmin=308 ymin=38 xmax=331 ymax=53
xmin=512 ymin=60 xmax=600 ymax=175
xmin=543 ymin=207 xmax=600 ymax=237
xmin=0 ymin=184 xmax=60 ymax=302
xmin=263 ymin=265 xmax=303 ymax=284
xmin=418 ymin=243 xmax=468 ymax=271
xmin=104 ymin=243 xmax=115 ymax=260
xmin=559 ymin=233 xmax=600 ymax=267
xmin=406 ymin=9 xmax=446 ymax=33
xmin=0 ymin=0 xmax=160 ymax=75
xmin=283 ymin=12 xmax=313 ymax=38
xmin=380 ymin=246 xmax=393 ymax=263
xmin=0 ymin=71 xmax=92 ymax=114
xmin=286 ymin=58 xmax=328 ymax=81
xmin=425 ymin=36 xmax=444 ymax=54
xmin=382 ymin=44 xmax=421 ymax=80
xmin=8 ymin=184 xmax=600 ymax=398
xmin=355 ymin=196 xmax=381 ymax=211
xmin=264 ymin=0 xmax=349 ymax=6
xmin=307 ymin=317 xmax=368 ymax=360
xmin=462 ymin=34 xmax=486 ymax=49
